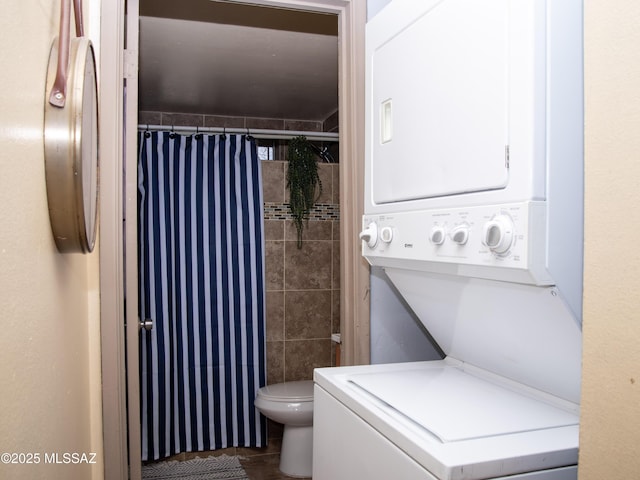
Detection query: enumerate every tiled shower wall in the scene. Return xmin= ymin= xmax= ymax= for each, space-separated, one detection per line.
xmin=138 ymin=111 xmax=340 ymax=384
xmin=263 ymin=160 xmax=340 ymax=384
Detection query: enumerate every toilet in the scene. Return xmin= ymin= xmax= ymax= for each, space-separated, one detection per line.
xmin=255 ymin=380 xmax=314 ymax=477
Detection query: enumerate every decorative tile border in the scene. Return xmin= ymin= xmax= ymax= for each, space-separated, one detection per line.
xmin=264 ymin=202 xmax=340 ymax=221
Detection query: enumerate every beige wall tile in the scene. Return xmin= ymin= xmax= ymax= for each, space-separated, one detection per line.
xmin=262 ymin=161 xmax=285 ymax=203
xmin=162 ymin=112 xmax=204 ymax=126
xmin=285 ymin=290 xmax=331 ymax=340
xmin=284 ymin=339 xmax=332 ymax=382
xmin=204 ymin=115 xmax=245 ymax=128
xmin=284 ymin=241 xmax=332 ymax=290
xmin=139 ymin=111 xmax=162 ymax=125
xmin=247 ymin=118 xmax=285 ymax=130
xmin=266 ymin=341 xmax=284 ymax=385
xmin=332 ymin=240 xmax=341 ymax=290
xmin=265 ymin=241 xmax=284 ymax=290
xmin=284 ymin=219 xmax=332 ymax=241
xmin=332 ymin=290 xmax=341 ymax=334
xmin=284 ymin=120 xmax=322 ymax=131
xmin=266 ymin=291 xmax=285 ymax=342
xmin=264 ymin=220 xmax=284 ymax=241
xmin=317 ymin=163 xmax=333 ymax=204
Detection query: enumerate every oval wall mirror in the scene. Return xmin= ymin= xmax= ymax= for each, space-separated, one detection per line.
xmin=44 ymin=27 xmax=99 ymax=253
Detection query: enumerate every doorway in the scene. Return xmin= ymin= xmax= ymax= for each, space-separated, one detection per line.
xmin=99 ymin=0 xmax=367 ymax=479
xmin=137 ymin=0 xmax=340 ymax=464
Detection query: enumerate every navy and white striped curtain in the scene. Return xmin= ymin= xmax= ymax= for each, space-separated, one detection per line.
xmin=138 ymin=131 xmax=267 ymax=461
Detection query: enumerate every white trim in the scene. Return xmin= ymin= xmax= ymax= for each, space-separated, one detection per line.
xmin=98 ymin=0 xmax=128 ymax=479
xmin=125 ymin=1 xmax=142 ymax=479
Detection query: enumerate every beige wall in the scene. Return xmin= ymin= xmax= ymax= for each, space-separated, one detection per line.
xmin=580 ymin=0 xmax=640 ymax=477
xmin=0 ymin=2 xmax=103 ymax=480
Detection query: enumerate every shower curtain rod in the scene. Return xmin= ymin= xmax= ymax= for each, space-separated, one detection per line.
xmin=138 ymin=124 xmax=339 ymax=142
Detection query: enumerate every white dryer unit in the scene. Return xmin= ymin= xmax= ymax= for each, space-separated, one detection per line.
xmin=314 ymin=0 xmax=583 ymax=479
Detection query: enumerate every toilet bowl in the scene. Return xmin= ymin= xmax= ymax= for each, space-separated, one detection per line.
xmin=255 ymin=380 xmax=314 ymax=477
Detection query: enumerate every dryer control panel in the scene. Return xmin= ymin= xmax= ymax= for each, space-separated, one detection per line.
xmin=361 ymin=201 xmax=553 ymax=286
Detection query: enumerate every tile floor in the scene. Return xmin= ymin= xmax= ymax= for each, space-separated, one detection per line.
xmin=151 ymin=442 xmax=310 ymax=480
xmin=239 ymin=452 xmax=311 ymax=480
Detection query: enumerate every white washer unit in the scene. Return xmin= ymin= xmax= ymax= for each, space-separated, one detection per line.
xmin=313 ymin=1 xmax=583 ymax=479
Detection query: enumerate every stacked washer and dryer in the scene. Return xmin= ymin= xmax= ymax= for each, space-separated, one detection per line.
xmin=313 ymin=1 xmax=584 ymax=479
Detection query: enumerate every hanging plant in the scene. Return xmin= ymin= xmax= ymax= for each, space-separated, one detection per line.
xmin=287 ymin=136 xmax=322 ymax=248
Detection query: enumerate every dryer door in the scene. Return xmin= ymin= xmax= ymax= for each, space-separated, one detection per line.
xmin=370 ymin=0 xmax=510 ymax=204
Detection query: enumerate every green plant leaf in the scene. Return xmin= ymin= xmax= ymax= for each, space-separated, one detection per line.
xmin=286 ymin=136 xmax=322 ymax=248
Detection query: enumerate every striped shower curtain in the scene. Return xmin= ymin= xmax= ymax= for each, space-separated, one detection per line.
xmin=138 ymin=131 xmax=267 ymax=461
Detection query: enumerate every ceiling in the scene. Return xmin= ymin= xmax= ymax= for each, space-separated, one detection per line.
xmin=138 ymin=0 xmax=339 ymax=121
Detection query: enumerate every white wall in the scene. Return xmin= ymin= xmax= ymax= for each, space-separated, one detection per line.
xmin=367 ymin=0 xmax=392 ymax=21
xmin=0 ymin=2 xmax=103 ymax=479
xmin=579 ymin=1 xmax=640 ymax=477
xmin=370 ymin=267 xmax=442 ymax=364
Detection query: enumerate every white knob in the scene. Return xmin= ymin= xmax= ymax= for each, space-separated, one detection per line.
xmin=429 ymin=226 xmax=446 ymax=245
xmin=483 ymin=215 xmax=514 ymax=254
xmin=359 ymin=222 xmax=379 ymax=248
xmin=380 ymin=226 xmax=393 ymax=243
xmin=450 ymin=224 xmax=469 ymax=245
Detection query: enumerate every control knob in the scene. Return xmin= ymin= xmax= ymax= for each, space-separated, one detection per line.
xmin=359 ymin=222 xmax=379 ymax=248
xmin=380 ymin=226 xmax=393 ymax=244
xmin=482 ymin=215 xmax=514 ymax=254
xmin=450 ymin=224 xmax=470 ymax=245
xmin=429 ymin=226 xmax=446 ymax=245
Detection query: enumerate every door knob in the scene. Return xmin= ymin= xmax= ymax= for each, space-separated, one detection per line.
xmin=139 ymin=318 xmax=153 ymax=331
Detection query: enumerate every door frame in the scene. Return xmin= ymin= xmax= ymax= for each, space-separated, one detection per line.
xmin=99 ymin=1 xmax=368 ymax=478
xmin=99 ymin=0 xmax=130 ymax=479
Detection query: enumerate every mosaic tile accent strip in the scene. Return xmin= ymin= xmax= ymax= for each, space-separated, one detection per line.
xmin=264 ymin=202 xmax=340 ymax=221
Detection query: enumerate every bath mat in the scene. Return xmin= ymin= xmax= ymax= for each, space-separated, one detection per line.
xmin=142 ymin=454 xmax=249 ymax=480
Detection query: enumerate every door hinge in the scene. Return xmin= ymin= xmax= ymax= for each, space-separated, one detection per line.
xmin=123 ymin=49 xmax=138 ymax=80
xmin=505 ymin=145 xmax=510 ymax=169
